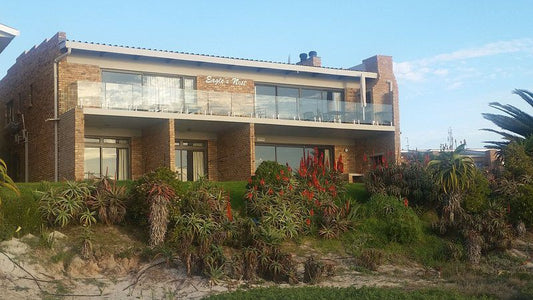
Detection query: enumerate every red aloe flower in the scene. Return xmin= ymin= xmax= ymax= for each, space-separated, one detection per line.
xmin=403 ymin=198 xmax=409 ymax=207
xmin=306 ymin=218 xmax=311 ymax=226
xmin=247 ymin=192 xmax=253 ymax=200
xmin=337 ymin=155 xmax=344 ymax=173
xmin=310 ymin=209 xmax=314 ymax=216
xmin=259 ymin=178 xmax=265 ymax=186
xmin=268 ymin=188 xmax=274 ymax=195
xmin=279 ymin=190 xmax=284 ymax=196
xmin=226 ymin=198 xmax=233 ymax=221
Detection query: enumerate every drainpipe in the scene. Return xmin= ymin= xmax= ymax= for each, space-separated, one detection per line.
xmin=52 ymin=47 xmax=71 ymax=182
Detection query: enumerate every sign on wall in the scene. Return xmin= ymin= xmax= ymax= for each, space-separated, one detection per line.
xmin=204 ymin=76 xmax=248 ymax=86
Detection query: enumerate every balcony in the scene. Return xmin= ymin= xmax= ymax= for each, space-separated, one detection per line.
xmin=70 ymin=81 xmax=393 ymax=125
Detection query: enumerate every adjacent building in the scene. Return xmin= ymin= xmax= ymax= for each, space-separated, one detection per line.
xmin=0 ymin=23 xmax=19 ymax=54
xmin=0 ymin=32 xmax=400 ymax=182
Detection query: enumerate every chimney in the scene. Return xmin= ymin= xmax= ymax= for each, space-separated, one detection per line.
xmin=296 ymin=50 xmax=321 ymax=67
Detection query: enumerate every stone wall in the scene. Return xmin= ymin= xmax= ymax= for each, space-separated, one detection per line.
xmin=141 ymin=119 xmax=175 ymax=173
xmin=217 ymin=123 xmax=254 ymax=181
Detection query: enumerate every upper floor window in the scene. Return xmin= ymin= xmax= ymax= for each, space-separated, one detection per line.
xmin=101 ymin=71 xmax=196 ymax=110
xmin=5 ymin=100 xmax=14 ymax=124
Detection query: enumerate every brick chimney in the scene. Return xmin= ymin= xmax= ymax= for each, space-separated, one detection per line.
xmin=296 ymin=51 xmax=321 ymax=67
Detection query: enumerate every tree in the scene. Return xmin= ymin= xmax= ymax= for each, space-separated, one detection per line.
xmin=0 ymin=158 xmax=19 ymax=206
xmin=482 ymin=89 xmax=533 ymax=150
xmin=427 ymin=144 xmax=475 ymax=225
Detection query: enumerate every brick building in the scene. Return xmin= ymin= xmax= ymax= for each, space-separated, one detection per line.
xmin=0 ymin=32 xmax=400 ymax=182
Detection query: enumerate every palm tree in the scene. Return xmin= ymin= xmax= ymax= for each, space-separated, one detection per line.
xmin=427 ymin=144 xmax=475 ymax=225
xmin=482 ymin=89 xmax=533 ymax=150
xmin=0 ymin=158 xmax=19 ymax=206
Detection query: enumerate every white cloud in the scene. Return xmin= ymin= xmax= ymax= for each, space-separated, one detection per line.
xmin=393 ymin=38 xmax=533 ymax=83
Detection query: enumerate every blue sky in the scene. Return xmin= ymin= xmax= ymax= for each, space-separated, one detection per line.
xmin=2 ymin=0 xmax=532 ymax=149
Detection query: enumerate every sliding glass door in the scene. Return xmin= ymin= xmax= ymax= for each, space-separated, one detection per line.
xmin=175 ymin=140 xmax=207 ymax=181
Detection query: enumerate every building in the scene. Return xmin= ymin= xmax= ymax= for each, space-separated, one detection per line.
xmin=401 ymin=148 xmax=500 ymax=170
xmin=0 ymin=23 xmax=19 ymax=54
xmin=0 ymin=32 xmax=399 ymax=182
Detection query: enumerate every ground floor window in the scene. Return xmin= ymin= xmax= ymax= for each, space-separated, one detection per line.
xmin=175 ymin=140 xmax=207 ymax=181
xmin=84 ymin=137 xmax=130 ymax=180
xmin=255 ymin=144 xmax=332 ymax=171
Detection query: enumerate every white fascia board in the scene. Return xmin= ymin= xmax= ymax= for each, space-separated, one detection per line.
xmin=0 ymin=24 xmax=19 ymax=37
xmin=82 ymin=108 xmax=395 ymax=132
xmin=65 ymin=41 xmax=378 ymax=79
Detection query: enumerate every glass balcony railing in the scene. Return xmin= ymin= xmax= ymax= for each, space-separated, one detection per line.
xmin=70 ymin=81 xmax=393 ymax=125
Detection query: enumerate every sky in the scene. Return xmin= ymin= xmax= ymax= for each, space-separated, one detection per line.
xmin=1 ymin=0 xmax=532 ymax=149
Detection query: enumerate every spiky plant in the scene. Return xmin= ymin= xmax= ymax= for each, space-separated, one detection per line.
xmin=427 ymin=144 xmax=475 ymax=226
xmin=482 ymin=89 xmax=533 ymax=152
xmin=147 ymin=182 xmax=176 ymax=247
xmin=466 ymin=230 xmax=482 ymax=265
xmin=0 ymin=158 xmax=19 ymax=206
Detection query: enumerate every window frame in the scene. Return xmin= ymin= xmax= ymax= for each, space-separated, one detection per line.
xmin=84 ymin=136 xmax=131 ymax=180
xmin=175 ymin=139 xmax=208 ymax=181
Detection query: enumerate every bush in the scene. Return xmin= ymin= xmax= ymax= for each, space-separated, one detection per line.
xmin=463 ymin=169 xmax=491 ymax=214
xmin=168 ymin=178 xmax=232 ymax=276
xmin=363 ymin=194 xmax=423 ymax=244
xmin=251 ymin=161 xmax=290 ymax=187
xmin=128 ymin=168 xmax=182 ymax=228
xmin=364 ymin=162 xmax=437 ymax=207
xmin=509 ymin=184 xmax=533 ymax=227
xmin=245 ymin=151 xmax=352 ymax=240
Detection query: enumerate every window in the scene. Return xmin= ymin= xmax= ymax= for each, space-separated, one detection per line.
xmin=175 ymin=140 xmax=207 ymax=181
xmin=101 ymin=71 xmax=196 ymax=111
xmin=255 ymin=84 xmax=344 ymax=121
xmin=84 ymin=137 xmax=130 ymax=180
xmin=5 ymin=100 xmax=14 ymax=124
xmin=28 ymin=84 xmax=33 ymax=107
xmin=255 ymin=144 xmax=332 ymax=171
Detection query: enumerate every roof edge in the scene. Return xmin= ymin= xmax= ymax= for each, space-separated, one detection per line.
xmin=64 ymin=40 xmax=378 ymax=79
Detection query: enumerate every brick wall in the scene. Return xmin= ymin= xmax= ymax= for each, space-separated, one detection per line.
xmin=333 ymin=145 xmax=357 ymax=174
xmin=58 ymin=108 xmax=84 ymax=180
xmin=217 ymin=123 xmax=254 ymax=181
xmin=196 ymin=75 xmax=255 ymax=94
xmin=0 ymin=32 xmax=66 ymax=181
xmin=362 ymin=55 xmax=400 ymax=162
xmin=131 ymin=137 xmax=143 ymax=179
xmin=207 ymin=139 xmax=218 ymax=181
xmin=141 ymin=119 xmax=175 ymax=173
xmin=58 ymin=62 xmax=101 ymax=114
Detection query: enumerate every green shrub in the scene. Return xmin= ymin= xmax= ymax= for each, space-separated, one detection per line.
xmin=127 ymin=168 xmax=183 ymax=227
xmin=364 ymin=162 xmax=437 ymax=207
xmin=463 ymin=170 xmax=491 ymax=214
xmin=246 ymin=150 xmax=351 ymax=240
xmin=509 ymin=184 xmax=533 ymax=227
xmin=251 ymin=161 xmax=289 ymax=186
xmin=168 ymin=178 xmax=232 ymax=276
xmin=363 ymin=194 xmax=423 ymax=244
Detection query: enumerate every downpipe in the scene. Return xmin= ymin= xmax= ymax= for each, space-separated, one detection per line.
xmin=52 ymin=47 xmax=71 ymax=182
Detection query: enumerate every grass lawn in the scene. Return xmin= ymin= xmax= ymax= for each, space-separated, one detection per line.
xmin=205 ymin=286 xmax=494 ymax=300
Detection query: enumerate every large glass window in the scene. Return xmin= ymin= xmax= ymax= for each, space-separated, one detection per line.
xmin=101 ymin=71 xmax=195 ymax=111
xmin=84 ymin=137 xmax=130 ymax=180
xmin=255 ymin=144 xmax=333 ymax=171
xmin=255 ymin=84 xmax=344 ymax=121
xmin=175 ymin=140 xmax=207 ymax=181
